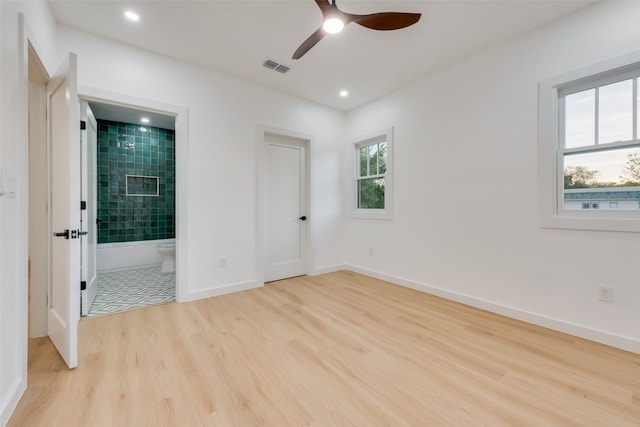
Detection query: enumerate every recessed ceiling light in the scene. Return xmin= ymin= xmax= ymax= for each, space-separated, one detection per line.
xmin=124 ymin=11 xmax=140 ymax=22
xmin=339 ymin=90 xmax=349 ymax=98
xmin=140 ymin=117 xmax=150 ymax=124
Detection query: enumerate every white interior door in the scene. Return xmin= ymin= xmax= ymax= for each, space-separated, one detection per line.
xmin=47 ymin=53 xmax=80 ymax=369
xmin=264 ymin=134 xmax=308 ymax=282
xmin=80 ymin=101 xmax=97 ymax=316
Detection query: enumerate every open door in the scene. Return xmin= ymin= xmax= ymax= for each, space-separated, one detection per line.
xmin=47 ymin=53 xmax=80 ymax=368
xmin=80 ymin=101 xmax=97 ymax=316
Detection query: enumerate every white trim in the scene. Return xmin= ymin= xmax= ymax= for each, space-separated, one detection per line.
xmin=309 ymin=263 xmax=347 ymax=276
xmin=27 ymin=50 xmax=50 ymax=338
xmin=1 ymin=379 xmax=26 ymax=427
xmin=255 ymin=125 xmax=314 ymax=284
xmin=346 ymin=264 xmax=640 ymax=355
xmin=77 ymin=86 xmax=189 ymax=302
xmin=538 ymin=50 xmax=640 ymax=232
xmin=351 ymin=127 xmax=393 ymax=220
xmin=181 ymin=280 xmax=263 ymax=302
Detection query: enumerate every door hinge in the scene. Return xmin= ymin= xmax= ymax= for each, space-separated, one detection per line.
xmin=80 ymin=281 xmax=87 ymax=291
xmin=80 ymin=200 xmax=86 ymax=210
xmin=80 ymin=120 xmax=86 ymax=130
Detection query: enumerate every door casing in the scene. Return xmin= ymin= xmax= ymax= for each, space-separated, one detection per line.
xmin=28 ymin=42 xmax=50 ymax=338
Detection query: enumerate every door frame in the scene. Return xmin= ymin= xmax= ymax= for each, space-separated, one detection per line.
xmin=27 ymin=41 xmax=51 ymax=338
xmin=255 ymin=125 xmax=313 ymax=284
xmin=77 ymin=86 xmax=189 ymax=302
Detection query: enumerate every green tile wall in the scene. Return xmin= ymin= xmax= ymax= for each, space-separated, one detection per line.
xmin=97 ymin=119 xmax=175 ymax=244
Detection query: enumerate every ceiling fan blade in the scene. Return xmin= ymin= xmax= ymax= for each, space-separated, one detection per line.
xmin=314 ymin=0 xmax=333 ymax=16
xmin=292 ymin=27 xmax=326 ymax=59
xmin=349 ymin=12 xmax=421 ymax=31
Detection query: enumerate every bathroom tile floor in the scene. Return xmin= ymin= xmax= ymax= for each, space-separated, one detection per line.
xmin=87 ymin=266 xmax=175 ymax=317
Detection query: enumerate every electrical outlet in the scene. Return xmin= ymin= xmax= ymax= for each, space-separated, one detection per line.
xmin=219 ymin=257 xmax=227 ymax=268
xmin=597 ymin=285 xmax=614 ymax=303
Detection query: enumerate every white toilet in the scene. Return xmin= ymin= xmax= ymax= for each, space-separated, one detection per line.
xmin=157 ymin=242 xmax=176 ymax=273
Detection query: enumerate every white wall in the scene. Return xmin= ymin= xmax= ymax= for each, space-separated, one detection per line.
xmin=345 ymin=1 xmax=640 ymax=353
xmin=0 ymin=1 xmax=58 ymax=425
xmin=3 ymin=1 xmax=638 ymax=424
xmin=56 ymin=26 xmax=347 ymax=300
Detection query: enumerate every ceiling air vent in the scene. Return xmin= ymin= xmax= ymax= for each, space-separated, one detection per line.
xmin=262 ymin=59 xmax=290 ymax=74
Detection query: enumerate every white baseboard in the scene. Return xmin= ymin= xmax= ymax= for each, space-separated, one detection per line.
xmin=345 ymin=264 xmax=640 ymax=355
xmin=1 ymin=379 xmax=26 ymax=427
xmin=310 ymin=263 xmax=347 ymax=276
xmin=181 ymin=280 xmax=263 ymax=302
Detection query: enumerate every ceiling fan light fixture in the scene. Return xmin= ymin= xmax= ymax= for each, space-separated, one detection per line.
xmin=292 ymin=0 xmax=421 ymax=60
xmin=124 ymin=10 xmax=139 ymax=22
xmin=323 ymin=17 xmax=344 ymax=34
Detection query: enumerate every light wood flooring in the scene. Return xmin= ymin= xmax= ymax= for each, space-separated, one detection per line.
xmin=9 ymin=271 xmax=640 ymax=426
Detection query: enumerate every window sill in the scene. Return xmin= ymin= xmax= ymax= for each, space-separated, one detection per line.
xmin=540 ymin=211 xmax=640 ymax=233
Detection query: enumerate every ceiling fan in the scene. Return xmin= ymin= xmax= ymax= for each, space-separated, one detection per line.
xmin=292 ymin=0 xmax=422 ymax=60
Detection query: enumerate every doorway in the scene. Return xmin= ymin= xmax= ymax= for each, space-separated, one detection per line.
xmin=83 ymin=100 xmax=178 ymax=316
xmin=74 ymin=89 xmax=188 ymax=312
xmin=261 ymin=131 xmax=311 ymax=282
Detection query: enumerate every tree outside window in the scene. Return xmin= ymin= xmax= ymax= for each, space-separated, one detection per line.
xmin=358 ymin=142 xmax=386 ymax=209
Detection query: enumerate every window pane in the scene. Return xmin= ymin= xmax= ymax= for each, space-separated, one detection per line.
xmin=358 ymin=178 xmax=385 ymax=209
xmin=599 ymin=79 xmax=633 ymax=144
xmin=359 ymin=146 xmax=368 ymax=176
xmin=565 ymin=88 xmax=595 ymax=148
xmin=378 ymin=142 xmax=387 ymax=174
xmin=368 ymin=144 xmax=378 ymax=175
xmin=563 ymin=146 xmax=640 ymax=210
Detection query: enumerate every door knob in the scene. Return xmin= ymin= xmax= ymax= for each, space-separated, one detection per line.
xmin=53 ymin=229 xmax=85 ymax=239
xmin=53 ymin=229 xmax=70 ymax=239
xmin=299 ymin=216 xmax=307 ymax=221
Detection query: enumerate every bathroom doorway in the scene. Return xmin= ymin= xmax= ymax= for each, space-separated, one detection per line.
xmin=79 ymin=96 xmax=183 ymax=316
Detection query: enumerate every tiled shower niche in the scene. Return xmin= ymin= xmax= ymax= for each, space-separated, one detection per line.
xmin=97 ymin=119 xmax=175 ymax=244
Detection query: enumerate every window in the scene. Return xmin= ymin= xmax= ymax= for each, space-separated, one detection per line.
xmin=352 ymin=128 xmax=393 ymax=219
xmin=539 ymin=52 xmax=640 ymax=232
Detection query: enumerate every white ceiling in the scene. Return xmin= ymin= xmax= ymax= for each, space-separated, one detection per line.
xmin=49 ymin=0 xmax=594 ymax=112
xmin=88 ymin=101 xmax=176 ymax=129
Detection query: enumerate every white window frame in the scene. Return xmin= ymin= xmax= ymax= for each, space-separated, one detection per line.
xmin=351 ymin=127 xmax=393 ymax=220
xmin=538 ymin=51 xmax=640 ymax=232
